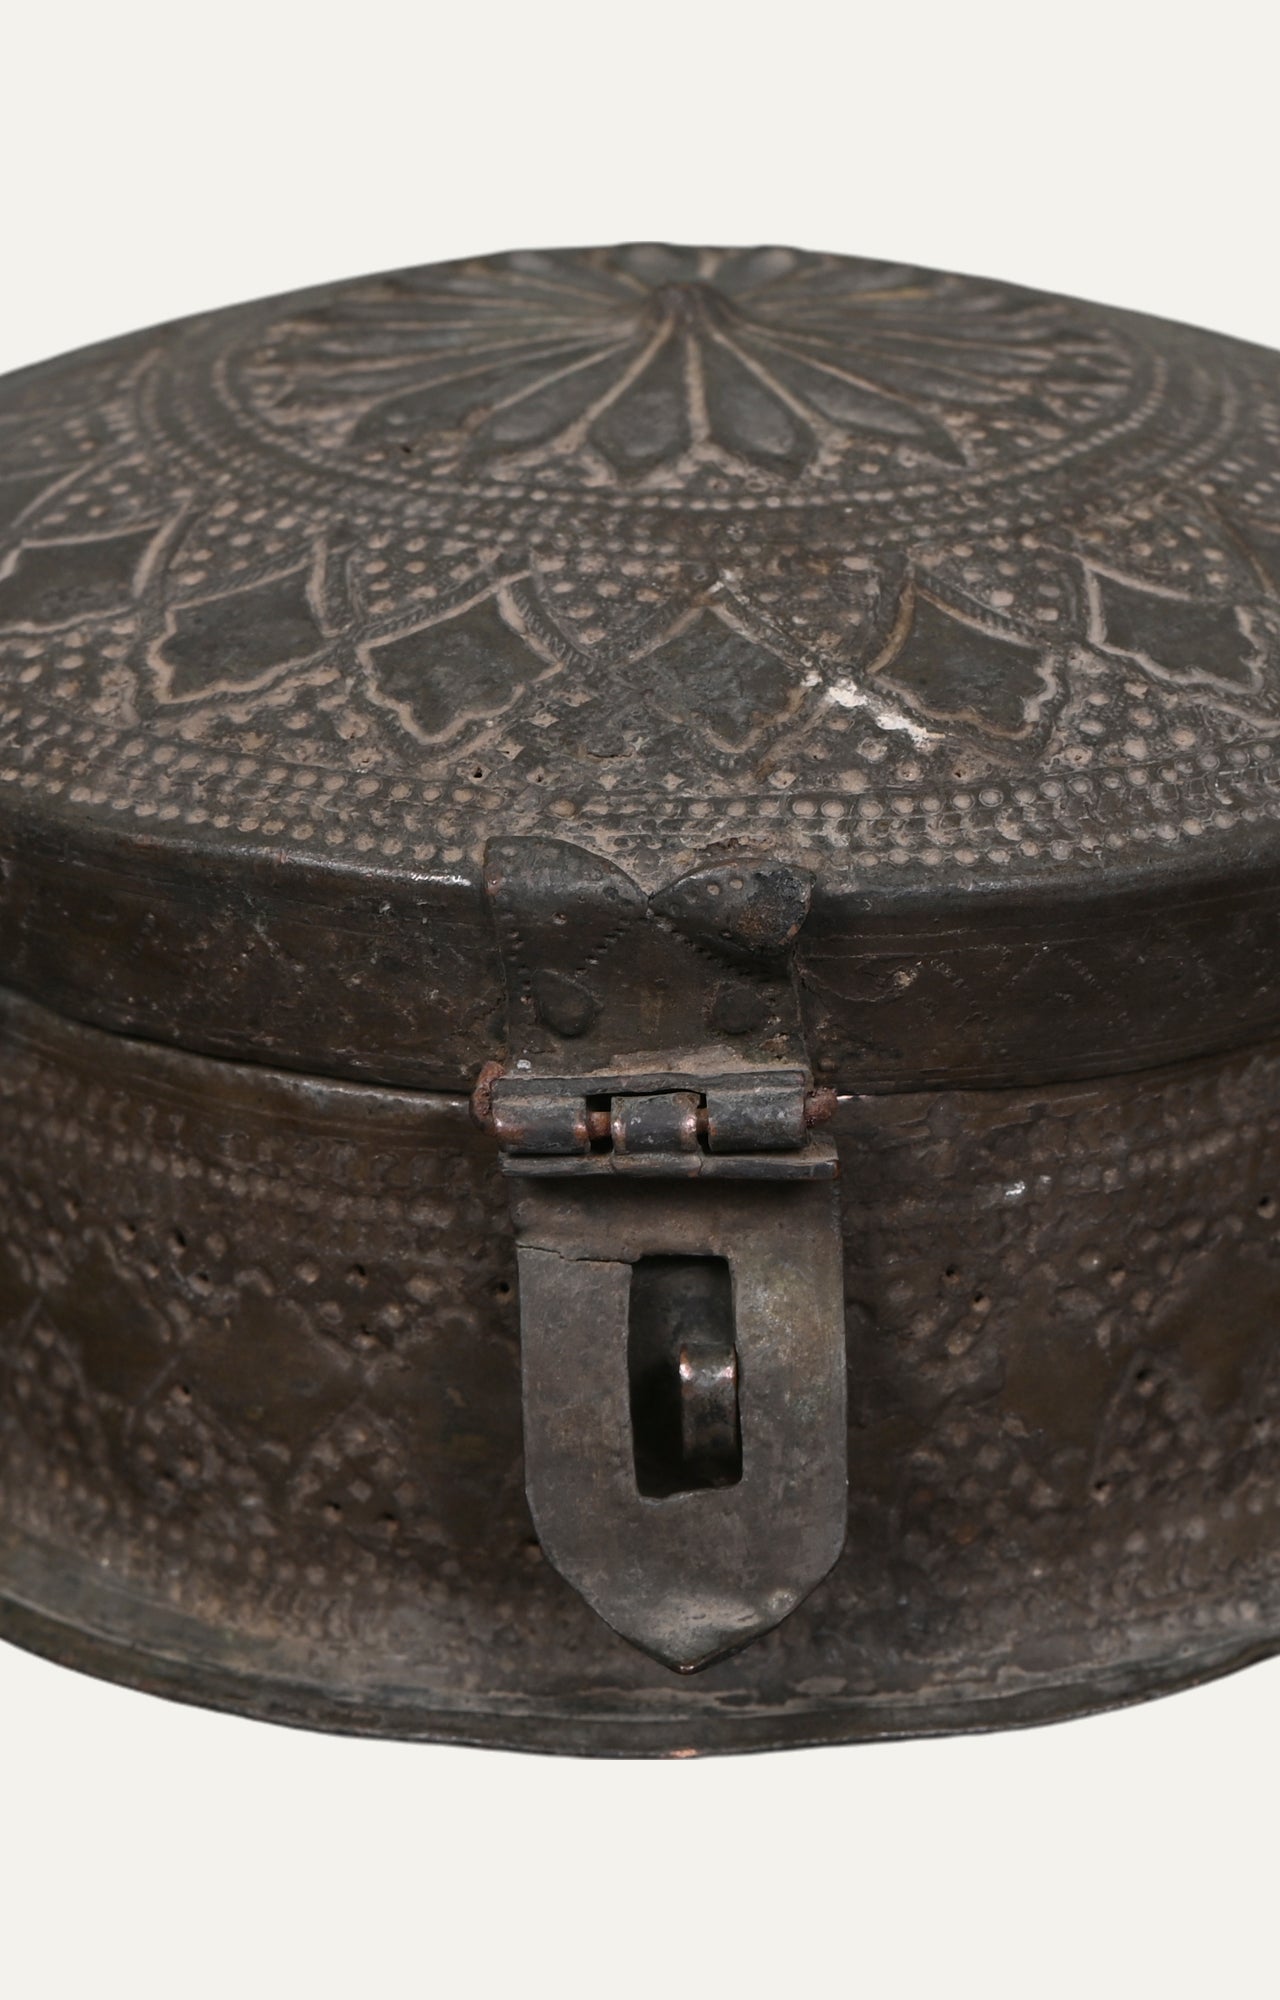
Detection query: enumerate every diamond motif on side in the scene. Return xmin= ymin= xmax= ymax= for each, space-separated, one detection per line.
xmin=290 ymin=1403 xmax=425 ymax=1555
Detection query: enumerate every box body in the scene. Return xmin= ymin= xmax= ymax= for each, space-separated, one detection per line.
xmin=3 ymin=987 xmax=1277 ymax=1752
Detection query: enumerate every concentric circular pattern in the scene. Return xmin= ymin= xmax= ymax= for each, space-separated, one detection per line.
xmin=226 ymin=244 xmax=1144 ymax=502
xmin=0 ymin=243 xmax=1278 ymax=885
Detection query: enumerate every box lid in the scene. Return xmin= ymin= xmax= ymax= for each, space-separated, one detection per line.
xmin=1 ymin=242 xmax=1278 ymax=1091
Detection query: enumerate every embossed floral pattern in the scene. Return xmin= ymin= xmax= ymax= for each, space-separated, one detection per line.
xmin=240 ymin=244 xmax=1131 ymax=489
xmin=0 ymin=244 xmax=1276 ymax=884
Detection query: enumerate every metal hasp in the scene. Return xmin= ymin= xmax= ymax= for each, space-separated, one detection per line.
xmin=477 ymin=836 xmax=847 ymax=1671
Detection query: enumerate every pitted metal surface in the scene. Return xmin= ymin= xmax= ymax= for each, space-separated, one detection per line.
xmin=1 ymin=986 xmax=1278 ymax=1752
xmin=2 ymin=245 xmax=1278 ymax=884
xmin=3 ymin=247 xmax=1280 ymax=1749
xmin=0 ymin=247 xmax=1279 ymax=1090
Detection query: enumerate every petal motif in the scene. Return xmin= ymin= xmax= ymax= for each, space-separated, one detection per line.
xmin=641 ymin=612 xmax=803 ymax=751
xmin=700 ymin=338 xmax=815 ymax=470
xmin=350 ymin=339 xmax=613 ymax=447
xmin=1087 ymin=569 xmax=1257 ymax=687
xmin=0 ymin=467 xmax=67 ymax=539
xmin=872 ymin=586 xmax=1058 ymax=738
xmin=739 ymin=334 xmax=965 ymax=461
xmin=0 ymin=524 xmax=160 ymax=629
xmin=470 ymin=346 xmax=638 ymax=456
xmin=153 ymin=564 xmax=325 ymax=699
xmin=242 ymin=248 xmax=1127 ymax=487
xmin=361 ymin=592 xmax=556 ymax=743
xmin=590 ymin=337 xmax=691 ymax=475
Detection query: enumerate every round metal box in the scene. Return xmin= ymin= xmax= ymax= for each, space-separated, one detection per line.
xmin=1 ymin=244 xmax=1279 ymax=1752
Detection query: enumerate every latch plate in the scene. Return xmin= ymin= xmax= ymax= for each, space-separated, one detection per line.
xmin=511 ymin=1169 xmax=847 ymax=1672
xmin=477 ymin=836 xmax=848 ymax=1672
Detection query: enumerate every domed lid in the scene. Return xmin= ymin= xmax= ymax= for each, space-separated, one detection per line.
xmin=1 ymin=243 xmax=1279 ymax=1090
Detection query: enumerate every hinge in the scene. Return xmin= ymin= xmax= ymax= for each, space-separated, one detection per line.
xmin=474 ymin=837 xmax=847 ymax=1672
xmin=480 ymin=1066 xmax=838 ymax=1178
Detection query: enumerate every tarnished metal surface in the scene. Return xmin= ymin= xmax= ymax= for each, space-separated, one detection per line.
xmin=0 ymin=248 xmax=1277 ymax=1091
xmin=481 ymin=837 xmax=816 ymax=1088
xmin=2 ymin=244 xmax=1280 ymax=1748
xmin=1 ymin=986 xmax=1279 ymax=1752
xmin=479 ymin=831 xmax=846 ymax=1667
xmin=513 ymin=1174 xmax=846 ymax=1669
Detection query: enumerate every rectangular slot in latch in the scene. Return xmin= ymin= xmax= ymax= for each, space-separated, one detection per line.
xmin=627 ymin=1255 xmax=742 ymax=1498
